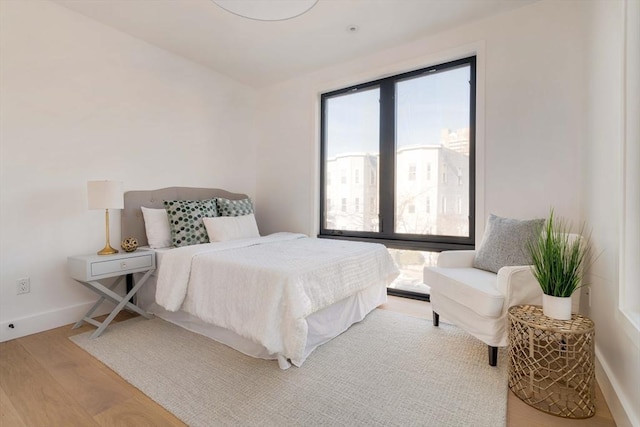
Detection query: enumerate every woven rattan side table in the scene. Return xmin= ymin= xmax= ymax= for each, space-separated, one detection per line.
xmin=508 ymin=304 xmax=595 ymax=419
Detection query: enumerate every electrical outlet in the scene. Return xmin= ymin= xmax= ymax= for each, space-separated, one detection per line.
xmin=16 ymin=277 xmax=30 ymax=295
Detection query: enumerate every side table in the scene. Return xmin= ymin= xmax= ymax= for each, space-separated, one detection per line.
xmin=67 ymin=249 xmax=156 ymax=338
xmin=508 ymin=304 xmax=595 ymax=418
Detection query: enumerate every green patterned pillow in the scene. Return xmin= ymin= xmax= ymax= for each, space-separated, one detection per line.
xmin=164 ymin=199 xmax=218 ymax=247
xmin=216 ymin=197 xmax=254 ymax=217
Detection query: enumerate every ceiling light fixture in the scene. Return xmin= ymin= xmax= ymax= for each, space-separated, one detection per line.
xmin=212 ymin=0 xmax=318 ymax=22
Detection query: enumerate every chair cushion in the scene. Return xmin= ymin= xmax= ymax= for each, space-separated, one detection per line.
xmin=424 ymin=267 xmax=504 ymax=318
xmin=473 ymin=214 xmax=544 ymax=273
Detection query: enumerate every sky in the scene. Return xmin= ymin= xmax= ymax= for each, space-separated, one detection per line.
xmin=325 ymin=65 xmax=470 ymax=158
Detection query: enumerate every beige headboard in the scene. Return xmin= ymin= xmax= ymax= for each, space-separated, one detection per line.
xmin=122 ymin=187 xmax=249 ymax=247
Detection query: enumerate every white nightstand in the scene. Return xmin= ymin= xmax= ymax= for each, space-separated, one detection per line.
xmin=67 ymin=249 xmax=156 ymax=338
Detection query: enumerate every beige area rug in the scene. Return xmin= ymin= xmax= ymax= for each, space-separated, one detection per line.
xmin=70 ymin=309 xmax=507 ymax=427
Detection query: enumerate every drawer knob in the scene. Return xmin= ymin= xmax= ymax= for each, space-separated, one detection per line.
xmin=120 ymin=261 xmax=127 ymax=269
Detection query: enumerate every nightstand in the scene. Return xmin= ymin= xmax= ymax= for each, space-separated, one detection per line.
xmin=68 ymin=249 xmax=156 ymax=338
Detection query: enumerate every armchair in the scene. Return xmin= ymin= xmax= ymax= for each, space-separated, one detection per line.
xmin=425 ymin=248 xmax=580 ymax=366
xmin=425 ymin=250 xmax=542 ymax=366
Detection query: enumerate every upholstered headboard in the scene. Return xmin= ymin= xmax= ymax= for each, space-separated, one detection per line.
xmin=122 ymin=187 xmax=248 ymax=247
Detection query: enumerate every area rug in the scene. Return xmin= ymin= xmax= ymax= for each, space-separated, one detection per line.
xmin=70 ymin=309 xmax=507 ymax=427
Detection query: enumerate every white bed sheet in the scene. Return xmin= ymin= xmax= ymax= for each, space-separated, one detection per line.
xmin=136 ymin=235 xmax=397 ymax=368
xmin=136 ymin=275 xmax=386 ymax=366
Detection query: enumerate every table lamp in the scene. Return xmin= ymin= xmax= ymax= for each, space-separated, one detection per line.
xmin=87 ymin=180 xmax=124 ymax=255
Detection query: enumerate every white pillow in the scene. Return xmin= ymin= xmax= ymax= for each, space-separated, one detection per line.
xmin=141 ymin=206 xmax=172 ymax=249
xmin=203 ymin=214 xmax=260 ymax=242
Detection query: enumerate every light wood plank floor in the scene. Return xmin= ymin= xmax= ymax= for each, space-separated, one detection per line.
xmin=0 ymin=297 xmax=616 ymax=426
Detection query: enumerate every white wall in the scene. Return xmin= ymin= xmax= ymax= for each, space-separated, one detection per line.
xmin=254 ymin=1 xmax=638 ymax=425
xmin=583 ymin=1 xmax=640 ymax=426
xmin=0 ymin=0 xmax=258 ymax=341
xmin=255 ymin=0 xmax=585 ymax=237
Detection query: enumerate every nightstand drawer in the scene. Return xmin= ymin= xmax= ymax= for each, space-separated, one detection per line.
xmin=68 ymin=250 xmax=156 ymax=282
xmin=91 ymin=254 xmax=153 ymax=277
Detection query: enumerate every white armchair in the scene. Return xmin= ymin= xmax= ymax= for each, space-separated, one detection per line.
xmin=425 ymin=248 xmax=580 ymax=366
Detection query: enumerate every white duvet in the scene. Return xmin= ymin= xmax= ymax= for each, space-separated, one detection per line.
xmin=155 ymin=233 xmax=399 ymax=366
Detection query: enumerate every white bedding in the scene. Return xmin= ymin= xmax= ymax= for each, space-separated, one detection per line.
xmin=155 ymin=233 xmax=399 ymax=367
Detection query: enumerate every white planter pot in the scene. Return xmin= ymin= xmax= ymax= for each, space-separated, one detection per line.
xmin=542 ymin=294 xmax=573 ymax=320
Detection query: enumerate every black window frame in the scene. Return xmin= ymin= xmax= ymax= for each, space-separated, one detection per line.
xmin=319 ymin=56 xmax=476 ymax=252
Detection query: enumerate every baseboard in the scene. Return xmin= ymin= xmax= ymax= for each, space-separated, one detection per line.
xmin=0 ymin=301 xmax=113 ymax=343
xmin=595 ymin=346 xmax=639 ymax=427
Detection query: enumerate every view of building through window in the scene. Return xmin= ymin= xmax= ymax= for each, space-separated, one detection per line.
xmin=325 ymin=128 xmax=469 ymax=236
xmin=324 ymin=87 xmax=380 ymax=232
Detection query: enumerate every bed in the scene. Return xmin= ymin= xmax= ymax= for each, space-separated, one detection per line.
xmin=122 ymin=187 xmax=399 ymax=369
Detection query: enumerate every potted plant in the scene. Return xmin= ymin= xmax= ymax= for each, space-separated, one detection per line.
xmin=527 ymin=210 xmax=590 ymax=320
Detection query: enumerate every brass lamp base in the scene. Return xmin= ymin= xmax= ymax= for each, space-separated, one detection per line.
xmin=97 ymin=208 xmax=118 ymax=256
xmin=97 ymin=244 xmax=118 ymax=256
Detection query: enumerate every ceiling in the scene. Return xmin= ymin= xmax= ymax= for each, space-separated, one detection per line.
xmin=54 ymin=0 xmax=537 ymax=88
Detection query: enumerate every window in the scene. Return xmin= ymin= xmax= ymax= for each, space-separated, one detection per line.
xmin=320 ymin=56 xmax=476 ymax=253
xmin=621 ymin=0 xmax=640 ymax=330
xmin=408 ymin=164 xmax=416 ymax=181
xmin=341 ymin=198 xmax=347 ymax=212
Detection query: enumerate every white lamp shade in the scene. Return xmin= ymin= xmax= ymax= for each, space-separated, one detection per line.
xmin=87 ymin=180 xmax=124 ymax=210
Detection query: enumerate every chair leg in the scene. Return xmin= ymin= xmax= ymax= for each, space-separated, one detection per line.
xmin=433 ymin=312 xmax=439 ymax=327
xmin=488 ymin=346 xmax=498 ymax=367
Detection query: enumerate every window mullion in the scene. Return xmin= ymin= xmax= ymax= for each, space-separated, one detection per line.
xmin=378 ymin=80 xmax=396 ymax=238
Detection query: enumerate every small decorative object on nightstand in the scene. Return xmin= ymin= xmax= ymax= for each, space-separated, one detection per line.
xmin=121 ymin=237 xmax=138 ymax=252
xmin=68 ymin=249 xmax=156 ymax=338
xmin=508 ymin=304 xmax=595 ymax=419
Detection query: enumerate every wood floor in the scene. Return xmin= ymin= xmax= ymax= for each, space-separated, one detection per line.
xmin=1 ymin=297 xmax=617 ymax=426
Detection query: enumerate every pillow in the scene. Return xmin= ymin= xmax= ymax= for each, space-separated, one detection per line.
xmin=163 ymin=199 xmax=218 ymax=247
xmin=203 ymin=214 xmax=260 ymax=242
xmin=473 ymin=214 xmax=544 ymax=273
xmin=216 ymin=197 xmax=254 ymax=217
xmin=140 ymin=207 xmax=172 ymax=249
